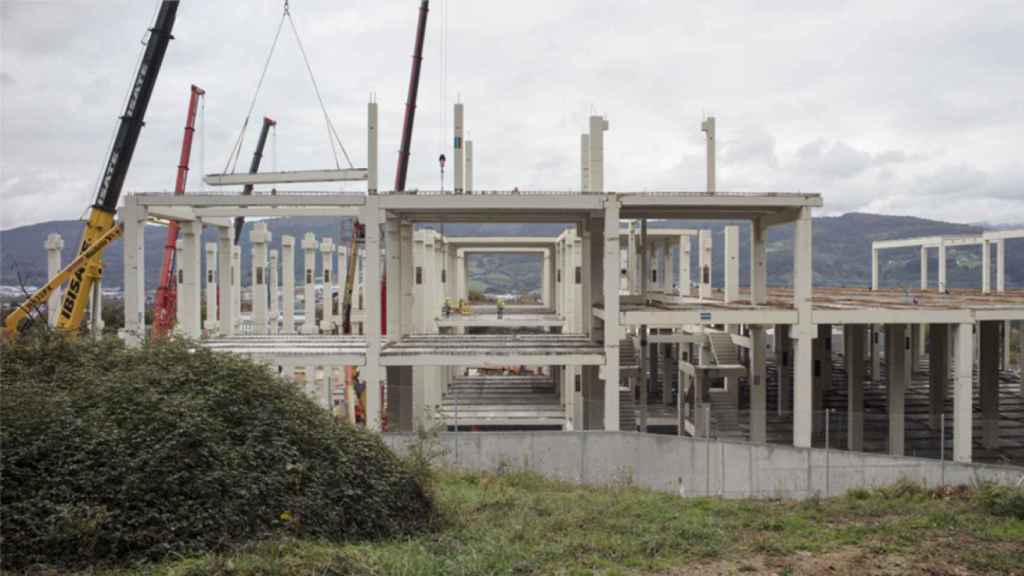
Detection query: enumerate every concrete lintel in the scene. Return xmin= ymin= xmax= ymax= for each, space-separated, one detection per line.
xmin=379 ymin=352 xmax=605 ymax=367
xmin=194 ymin=207 xmax=361 ymax=218
xmin=133 ymin=192 xmax=367 ymax=208
xmin=146 ymin=206 xmax=196 ymax=222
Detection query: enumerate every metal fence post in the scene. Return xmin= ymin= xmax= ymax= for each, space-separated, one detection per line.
xmin=939 ymin=413 xmax=945 ymax=487
xmin=825 ymin=408 xmax=831 ymax=498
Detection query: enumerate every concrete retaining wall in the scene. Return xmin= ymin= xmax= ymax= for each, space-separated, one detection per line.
xmin=383 ymin=431 xmax=1024 ymax=499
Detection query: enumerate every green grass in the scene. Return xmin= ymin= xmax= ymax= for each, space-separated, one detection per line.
xmin=42 ymin=472 xmax=1024 ymax=576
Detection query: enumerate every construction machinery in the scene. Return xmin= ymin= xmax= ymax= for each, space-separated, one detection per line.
xmin=233 ymin=116 xmax=277 ymax=244
xmin=3 ymin=0 xmax=179 ymax=338
xmin=151 ymin=85 xmax=206 ymax=338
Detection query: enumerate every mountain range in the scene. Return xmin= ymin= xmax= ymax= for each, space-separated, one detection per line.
xmin=1 ymin=213 xmax=1020 ymax=296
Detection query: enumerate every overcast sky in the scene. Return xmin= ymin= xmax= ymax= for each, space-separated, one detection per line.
xmin=2 ymin=0 xmax=1022 ymax=230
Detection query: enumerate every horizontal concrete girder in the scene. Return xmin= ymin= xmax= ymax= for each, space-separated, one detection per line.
xmin=204 ymin=168 xmax=368 ymax=186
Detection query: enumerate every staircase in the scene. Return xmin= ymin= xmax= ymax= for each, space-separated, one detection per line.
xmin=440 ymin=375 xmax=564 ymax=428
xmin=708 ymin=331 xmax=739 ymax=365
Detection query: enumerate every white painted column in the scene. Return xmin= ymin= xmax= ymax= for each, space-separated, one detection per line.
xmin=204 ymin=242 xmax=218 ymax=332
xmin=45 ymin=233 xmax=64 ymax=326
xmin=456 ymin=252 xmax=466 ymax=301
xmin=217 ymin=227 xmax=234 ymax=336
xmin=982 ymin=240 xmax=991 ymax=294
xmin=792 ymin=207 xmax=814 ymax=448
xmin=603 ymin=195 xmax=621 ymax=430
xmin=363 ymin=196 xmax=383 ymax=430
xmin=400 ymin=223 xmax=414 ymax=338
xmin=281 ymin=235 xmax=296 ymax=334
xmin=174 ymin=240 xmax=185 ymax=328
xmin=589 ymin=115 xmax=609 ymax=193
xmin=231 ymin=245 xmax=241 ymax=332
xmin=301 ymin=233 xmax=318 ymax=334
xmin=580 ymin=134 xmax=590 ymax=192
xmin=367 ymin=100 xmax=378 ymax=194
xmin=250 ymin=223 xmax=271 ymax=336
xmin=121 ymin=196 xmax=146 ymax=346
xmin=847 ymin=324 xmax=865 ymax=451
xmin=319 ymin=237 xmax=335 ymax=332
xmin=750 ymin=326 xmax=767 ymax=443
xmin=953 ymin=322 xmax=973 ymax=463
xmin=938 ymin=239 xmax=947 ymax=292
xmin=453 ymin=103 xmax=464 ymax=194
xmin=871 ymin=248 xmax=879 ymax=290
xmin=699 ymin=229 xmax=713 ymax=300
xmin=268 ymin=249 xmax=279 ymax=334
xmin=179 ymin=221 xmax=202 ymax=338
xmin=465 ymin=140 xmax=474 ymax=194
xmin=724 ymin=225 xmax=739 ymax=302
xmin=678 ymin=235 xmax=691 ymax=297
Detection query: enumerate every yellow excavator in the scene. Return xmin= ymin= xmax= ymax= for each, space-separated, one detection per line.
xmin=3 ymin=1 xmax=179 ymax=338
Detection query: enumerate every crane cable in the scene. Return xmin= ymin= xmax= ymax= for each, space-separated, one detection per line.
xmin=223 ymin=0 xmax=352 ymax=175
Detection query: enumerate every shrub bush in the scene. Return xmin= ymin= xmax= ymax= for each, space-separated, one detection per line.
xmin=0 ymin=330 xmax=434 ymax=570
xmin=976 ymin=483 xmax=1024 ymax=519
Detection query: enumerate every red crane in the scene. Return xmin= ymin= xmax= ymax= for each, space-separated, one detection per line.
xmin=151 ymin=85 xmax=205 ymax=338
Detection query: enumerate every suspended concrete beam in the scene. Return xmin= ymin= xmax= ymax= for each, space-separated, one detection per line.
xmin=204 ymin=168 xmax=368 ymax=186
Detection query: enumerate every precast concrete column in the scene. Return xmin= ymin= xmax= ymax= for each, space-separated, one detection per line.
xmin=217 ymin=227 xmax=234 ymax=335
xmin=751 ymin=219 xmax=768 ymax=305
xmin=456 ymin=252 xmax=466 ymax=302
xmin=453 ymin=103 xmax=464 ymax=194
xmin=887 ymin=324 xmax=910 ymax=456
xmin=938 ymin=240 xmax=947 ymax=292
xmin=179 ymin=221 xmax=203 ymax=337
xmin=979 ymin=321 xmax=1000 ymax=450
xmin=356 ymin=244 xmax=366 ymax=332
xmin=581 ymin=222 xmax=594 ymax=336
xmin=385 ymin=220 xmax=401 ymax=339
xmin=301 ymin=233 xmax=318 ymax=334
xmin=337 ymin=245 xmax=349 ymax=328
xmin=231 ymin=245 xmax=242 ymax=331
xmin=871 ymin=248 xmax=879 ymax=290
xmin=954 ymin=323 xmax=973 ymax=462
xmin=750 ymin=326 xmax=768 ymax=443
xmin=250 ymin=223 xmax=271 ymax=335
xmin=45 ymin=233 xmax=64 ymax=326
xmin=465 ymin=140 xmax=474 ymax=193
xmin=775 ymin=324 xmax=791 ymax=415
xmin=580 ymin=134 xmax=590 ymax=191
xmin=268 ymin=249 xmax=279 ymax=334
xmin=920 ymin=246 xmax=929 ymax=289
xmin=928 ymin=324 xmax=949 ymax=431
xmin=400 ymin=222 xmax=414 ymax=337
xmin=982 ymin=240 xmax=992 ymax=294
xmin=679 ymin=235 xmax=691 ymax=296
xmin=791 ymin=207 xmax=815 ymax=448
xmin=702 ymin=116 xmax=716 ymax=193
xmin=602 ymin=196 xmax=621 ymax=430
xmin=121 ymin=196 xmax=146 ymax=345
xmin=319 ymin=237 xmax=335 ymax=332
xmin=367 ymin=101 xmax=378 ymax=193
xmin=658 ymin=238 xmax=671 ymax=291
xmin=362 ymin=195 xmax=383 ymax=430
xmin=845 ymin=324 xmax=865 ymax=451
xmin=996 ymin=240 xmax=1009 ymax=370
xmin=174 ymin=240 xmax=185 ymax=327
xmin=542 ymin=249 xmax=551 ymax=308
xmin=281 ymin=235 xmax=296 ymax=334
xmin=204 ymin=242 xmax=218 ymax=332
xmin=724 ymin=225 xmax=740 ymax=302
xmin=699 ymin=229 xmax=713 ymax=300
xmin=588 ymin=115 xmax=609 ymax=193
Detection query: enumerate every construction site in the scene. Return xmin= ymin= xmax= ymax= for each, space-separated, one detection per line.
xmin=6 ymin=0 xmax=1024 ymax=477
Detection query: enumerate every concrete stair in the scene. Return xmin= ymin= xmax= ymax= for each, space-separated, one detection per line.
xmin=708 ymin=331 xmax=739 ymax=365
xmin=441 ymin=375 xmax=564 ymax=428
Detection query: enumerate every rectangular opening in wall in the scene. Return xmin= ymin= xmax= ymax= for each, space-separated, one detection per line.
xmin=466 ymin=250 xmax=544 ymax=304
xmin=575 ymin=266 xmax=582 ymax=284
xmin=416 ymin=266 xmax=423 ymax=285
xmin=256 ymin=267 xmax=264 ymax=285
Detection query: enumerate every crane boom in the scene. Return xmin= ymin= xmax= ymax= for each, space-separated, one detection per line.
xmin=232 ymin=116 xmax=276 ymax=244
xmin=52 ymin=0 xmax=179 ymax=333
xmin=394 ymin=0 xmax=429 ymax=192
xmin=152 ymin=84 xmax=206 ymax=338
